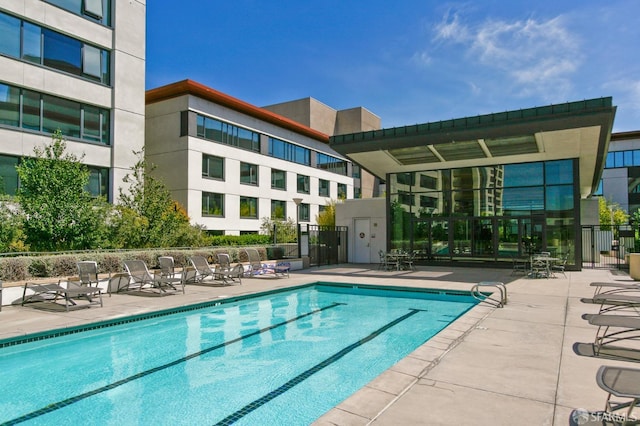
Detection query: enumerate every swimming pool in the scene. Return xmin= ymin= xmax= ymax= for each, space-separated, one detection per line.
xmin=0 ymin=283 xmax=478 ymax=425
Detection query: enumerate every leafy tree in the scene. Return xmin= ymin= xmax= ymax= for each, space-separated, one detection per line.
xmin=110 ymin=150 xmax=207 ymax=248
xmin=15 ymin=130 xmax=109 ymax=251
xmin=260 ymin=216 xmax=297 ymax=243
xmin=598 ymin=197 xmax=628 ymax=228
xmin=0 ymin=202 xmax=28 ymax=253
xmin=316 ymin=199 xmax=338 ymax=227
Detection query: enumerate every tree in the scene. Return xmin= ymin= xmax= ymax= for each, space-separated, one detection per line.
xmin=15 ymin=130 xmax=109 ymax=251
xmin=260 ymin=216 xmax=297 ymax=243
xmin=110 ymin=150 xmax=207 ymax=248
xmin=598 ymin=197 xmax=628 ymax=228
xmin=316 ymin=199 xmax=338 ymax=227
xmin=0 ymin=202 xmax=27 ymax=253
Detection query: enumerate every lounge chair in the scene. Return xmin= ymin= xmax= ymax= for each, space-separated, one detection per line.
xmin=21 ymin=281 xmax=103 ymax=311
xmin=591 ymin=282 xmax=640 ymax=297
xmin=582 ymin=313 xmax=640 ymax=356
xmin=570 ymin=365 xmax=640 ymax=425
xmin=216 ymin=253 xmax=243 ymax=284
xmin=188 ymin=255 xmax=228 ymax=284
xmin=243 ymin=248 xmax=289 ymax=278
xmin=581 ymin=293 xmax=640 ymax=314
xmin=123 ymin=259 xmax=184 ymax=294
xmin=76 ymin=261 xmax=101 ymax=287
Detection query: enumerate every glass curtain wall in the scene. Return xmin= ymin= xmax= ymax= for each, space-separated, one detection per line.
xmin=389 ymin=159 xmax=578 ymax=267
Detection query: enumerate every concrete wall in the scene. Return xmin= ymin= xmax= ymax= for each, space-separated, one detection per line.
xmin=0 ymin=0 xmax=146 ymax=202
xmin=336 ymin=197 xmax=386 ymax=263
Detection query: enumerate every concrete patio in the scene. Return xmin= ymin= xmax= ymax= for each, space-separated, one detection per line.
xmin=1 ymin=264 xmax=638 ymax=425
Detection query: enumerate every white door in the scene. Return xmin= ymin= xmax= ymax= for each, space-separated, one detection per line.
xmin=353 ymin=218 xmax=371 ymax=263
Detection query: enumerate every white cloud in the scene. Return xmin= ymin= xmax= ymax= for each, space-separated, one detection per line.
xmin=423 ymin=11 xmax=583 ymax=99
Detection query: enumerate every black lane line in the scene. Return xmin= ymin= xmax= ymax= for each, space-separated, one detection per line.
xmin=213 ymin=308 xmax=425 ymax=426
xmin=2 ymin=302 xmax=344 ymax=426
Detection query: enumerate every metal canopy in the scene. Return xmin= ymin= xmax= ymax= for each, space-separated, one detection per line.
xmin=329 ymin=97 xmax=616 ymax=198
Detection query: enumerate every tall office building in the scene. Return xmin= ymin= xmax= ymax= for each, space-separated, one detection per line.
xmin=0 ymin=0 xmax=146 ymax=201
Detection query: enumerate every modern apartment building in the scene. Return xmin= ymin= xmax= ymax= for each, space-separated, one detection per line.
xmin=0 ymin=0 xmax=146 ymax=201
xmin=600 ymin=131 xmax=640 ymax=214
xmin=145 ymin=79 xmax=361 ymax=235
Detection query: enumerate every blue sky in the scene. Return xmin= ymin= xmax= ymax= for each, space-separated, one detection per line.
xmin=146 ymin=0 xmax=639 ymax=132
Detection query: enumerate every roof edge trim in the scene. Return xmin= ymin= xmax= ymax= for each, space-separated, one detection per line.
xmin=146 ymin=80 xmax=330 ymax=143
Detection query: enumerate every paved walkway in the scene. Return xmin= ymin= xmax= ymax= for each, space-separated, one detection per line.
xmin=1 ymin=265 xmax=638 ymax=425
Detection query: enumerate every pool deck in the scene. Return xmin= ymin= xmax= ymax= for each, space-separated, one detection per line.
xmin=1 ymin=264 xmax=638 ymax=425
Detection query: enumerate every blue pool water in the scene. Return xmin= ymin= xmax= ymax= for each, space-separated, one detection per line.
xmin=0 ymin=283 xmax=477 ymax=425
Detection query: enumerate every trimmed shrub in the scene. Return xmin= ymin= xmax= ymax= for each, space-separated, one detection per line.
xmin=28 ymin=258 xmax=51 ymax=277
xmin=50 ymin=255 xmax=79 ymax=278
xmin=0 ymin=257 xmax=29 ymax=281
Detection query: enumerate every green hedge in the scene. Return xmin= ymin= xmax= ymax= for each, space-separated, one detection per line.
xmin=0 ymin=246 xmax=276 ymax=282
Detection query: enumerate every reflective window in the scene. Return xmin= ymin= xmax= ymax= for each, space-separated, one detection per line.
xmin=240 ymin=196 xmax=258 ymax=218
xmin=240 ymin=162 xmax=258 ymax=186
xmin=503 ymin=162 xmax=543 ymax=187
xmin=319 ymin=179 xmax=329 ymax=197
xmin=545 ymin=159 xmax=572 ymax=185
xmin=502 ymin=187 xmax=544 ymax=214
xmin=0 ymin=13 xmax=20 ymax=57
xmin=0 ymin=84 xmax=20 ymax=127
xmin=271 ymin=200 xmax=286 ymax=219
xmin=297 ymin=174 xmax=310 ymax=194
xmin=269 ymin=137 xmax=310 ymax=165
xmin=86 ymin=166 xmax=109 ymax=199
xmin=337 ymin=183 xmax=347 ymax=199
xmin=271 ymin=169 xmax=286 ymax=190
xmin=0 ymin=11 xmax=111 ymax=84
xmin=202 ymin=154 xmax=224 ymax=180
xmin=298 ymin=203 xmax=310 ymax=222
xmin=202 ymin=192 xmax=224 ymax=216
xmin=196 ymin=114 xmax=260 ymax=152
xmin=43 ymin=94 xmax=81 ymax=137
xmin=545 ymin=185 xmax=573 ymax=212
xmin=44 ymin=0 xmax=112 ymax=26
xmin=317 ymin=152 xmax=347 ymax=175
xmin=0 ymin=155 xmax=19 ymax=196
xmin=0 ymin=83 xmax=109 ymax=144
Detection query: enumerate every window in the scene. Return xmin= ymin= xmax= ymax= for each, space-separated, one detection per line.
xmin=319 ymin=179 xmax=330 ymax=197
xmin=269 ymin=137 xmax=310 ymax=165
xmin=86 ymin=166 xmax=109 ymax=200
xmin=317 ymin=152 xmax=348 ymax=175
xmin=240 ymin=196 xmax=258 ymax=218
xmin=202 ymin=192 xmax=224 ymax=216
xmin=44 ymin=0 xmax=112 ymax=25
xmin=0 ymin=11 xmax=111 ymax=84
xmin=0 ymin=82 xmax=110 ymax=144
xmin=271 ymin=169 xmax=286 ymax=190
xmin=352 ymin=164 xmax=361 ymax=179
xmin=0 ymin=155 xmax=19 ymax=196
xmin=240 ymin=162 xmax=258 ymax=186
xmin=297 ymin=174 xmax=310 ymax=194
xmin=196 ymin=114 xmax=260 ymax=152
xmin=298 ymin=203 xmax=310 ymax=222
xmin=271 ymin=200 xmax=286 ymax=219
xmin=420 ymin=174 xmax=438 ymax=189
xmin=337 ymin=183 xmax=347 ymax=199
xmin=202 ymin=154 xmax=224 ymax=180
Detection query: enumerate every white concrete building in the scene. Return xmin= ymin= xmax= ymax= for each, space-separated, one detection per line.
xmin=600 ymin=131 xmax=640 ymax=214
xmin=0 ymin=0 xmax=146 ymax=201
xmin=145 ymin=79 xmax=357 ymax=235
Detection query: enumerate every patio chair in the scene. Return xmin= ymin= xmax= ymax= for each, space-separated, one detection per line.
xmin=582 ymin=313 xmax=640 ymax=356
xmin=402 ymin=251 xmax=417 ymax=271
xmin=378 ymin=250 xmax=389 ymax=270
xmin=76 ymin=261 xmax=101 ymax=287
xmin=21 ymin=281 xmax=103 ymax=311
xmin=188 ymin=255 xmax=227 ymax=284
xmin=243 ymin=248 xmax=282 ymax=278
xmin=596 ymin=365 xmax=640 ymax=423
xmin=124 ymin=259 xmax=184 ymax=294
xmin=511 ymin=256 xmax=529 ymax=276
xmin=551 ymin=255 xmax=568 ymax=278
xmin=581 ymin=293 xmax=640 ymax=314
xmin=590 ymin=281 xmax=640 ymax=297
xmin=216 ymin=253 xmax=243 ymax=284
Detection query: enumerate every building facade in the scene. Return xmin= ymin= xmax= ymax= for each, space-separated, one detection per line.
xmin=145 ymin=80 xmax=358 ymax=235
xmin=0 ymin=0 xmax=146 ymax=201
xmin=600 ymin=131 xmax=640 ymax=214
xmin=331 ymin=98 xmax=616 ymax=269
